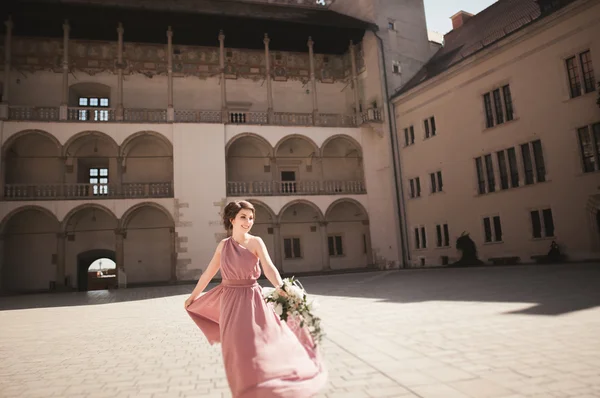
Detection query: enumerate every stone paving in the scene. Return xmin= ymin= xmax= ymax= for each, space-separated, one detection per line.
xmin=1 ymin=263 xmax=600 ymax=398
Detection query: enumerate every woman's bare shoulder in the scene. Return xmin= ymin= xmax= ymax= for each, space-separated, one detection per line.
xmin=216 ymin=237 xmax=229 ymax=253
xmin=248 ymin=235 xmax=265 ymax=251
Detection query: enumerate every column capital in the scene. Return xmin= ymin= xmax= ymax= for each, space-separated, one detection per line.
xmin=115 ymin=228 xmax=127 ymax=238
xmin=218 ymin=30 xmax=225 ymax=42
xmin=117 ymin=22 xmax=124 ymax=35
xmin=263 ymin=33 xmax=270 ymax=46
xmin=167 ymin=26 xmax=173 ymax=39
xmin=318 ymin=221 xmax=328 ymax=227
xmin=307 ymin=36 xmax=314 ymax=48
xmin=56 ymin=232 xmax=68 ymax=239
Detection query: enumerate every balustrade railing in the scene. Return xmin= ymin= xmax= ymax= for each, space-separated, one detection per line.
xmin=7 ymin=106 xmax=362 ymax=127
xmin=124 ymin=108 xmax=167 ymax=123
xmin=175 ymin=109 xmax=222 ymax=123
xmin=227 ymin=180 xmax=366 ymax=196
xmin=3 ymin=182 xmax=173 ymax=201
xmin=272 ymin=112 xmax=313 ymax=126
xmin=9 ymin=106 xmax=59 ymax=121
xmin=360 ymin=108 xmax=383 ymax=123
xmin=228 ymin=111 xmax=269 ymax=125
xmin=68 ymin=107 xmax=116 ymax=122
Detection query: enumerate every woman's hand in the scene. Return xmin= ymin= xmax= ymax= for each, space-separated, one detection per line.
xmin=184 ymin=295 xmax=195 ymax=309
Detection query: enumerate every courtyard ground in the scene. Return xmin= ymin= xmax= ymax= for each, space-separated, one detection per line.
xmin=1 ymin=263 xmax=599 ymax=398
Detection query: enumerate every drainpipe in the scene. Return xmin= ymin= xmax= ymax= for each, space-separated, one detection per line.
xmin=373 ymin=30 xmax=410 ymax=268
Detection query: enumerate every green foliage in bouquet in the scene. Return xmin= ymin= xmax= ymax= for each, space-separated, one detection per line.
xmin=263 ymin=276 xmax=325 ymax=346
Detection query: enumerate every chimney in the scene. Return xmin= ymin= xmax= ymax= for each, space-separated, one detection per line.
xmin=450 ymin=10 xmax=474 ymax=30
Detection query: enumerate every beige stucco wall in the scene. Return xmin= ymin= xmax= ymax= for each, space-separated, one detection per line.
xmin=393 ymin=0 xmax=600 ymax=265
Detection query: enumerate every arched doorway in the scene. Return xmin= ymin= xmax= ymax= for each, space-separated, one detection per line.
xmin=278 ymin=200 xmax=325 ymax=273
xmin=77 ymin=250 xmax=116 ymax=291
xmin=63 ymin=204 xmax=118 ymax=290
xmin=0 ymin=206 xmax=60 ymax=293
xmin=325 ymin=199 xmax=371 ymax=269
xmin=120 ymin=203 xmax=175 ymax=285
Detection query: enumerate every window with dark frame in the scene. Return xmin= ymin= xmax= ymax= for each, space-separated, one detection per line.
xmin=577 ymin=123 xmax=600 ymax=173
xmin=530 ymin=208 xmax=555 ymax=238
xmin=283 ymin=238 xmax=302 ymax=259
xmin=420 ymin=227 xmax=427 ymax=249
xmin=430 ymin=171 xmax=443 ymax=193
xmin=436 ymin=223 xmax=450 ymax=247
xmin=404 ymin=126 xmax=415 ymax=146
xmin=521 ymin=143 xmax=534 ymax=185
xmin=483 ymin=216 xmax=503 ymax=243
xmin=424 ymin=118 xmax=430 ymax=138
xmin=493 ymin=89 xmax=504 ymax=125
xmin=484 ymin=154 xmax=495 ymax=193
xmin=531 ymin=140 xmax=546 ymax=183
xmin=483 ymin=85 xmax=514 ymax=128
xmin=424 ymin=116 xmax=436 ymax=138
xmin=507 ymin=147 xmax=520 ymax=187
xmin=328 ymin=235 xmax=344 ymax=256
xmin=497 ymin=151 xmax=509 ymax=190
xmin=78 ymin=97 xmax=110 ymax=121
xmin=409 ymin=177 xmax=422 ymax=198
xmin=566 ymin=50 xmax=596 ymax=98
xmin=89 ymin=168 xmax=109 ymax=195
xmin=475 ymin=157 xmax=486 ymax=195
xmin=484 ymin=93 xmax=494 ymax=128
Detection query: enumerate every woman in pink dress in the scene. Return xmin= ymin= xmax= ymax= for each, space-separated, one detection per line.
xmin=184 ymin=200 xmax=327 ymax=398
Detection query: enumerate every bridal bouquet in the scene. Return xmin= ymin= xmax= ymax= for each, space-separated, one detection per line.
xmin=263 ymin=277 xmax=324 ymax=346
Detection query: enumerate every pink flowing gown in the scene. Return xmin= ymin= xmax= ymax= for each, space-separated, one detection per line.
xmin=186 ymin=237 xmax=327 ymax=398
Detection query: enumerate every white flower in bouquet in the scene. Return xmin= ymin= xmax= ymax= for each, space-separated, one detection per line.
xmin=274 ymin=303 xmax=284 ymax=316
xmin=263 ymin=276 xmax=325 ymax=347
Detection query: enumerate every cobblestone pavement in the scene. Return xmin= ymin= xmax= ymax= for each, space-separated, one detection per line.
xmin=1 ymin=263 xmax=600 ymax=398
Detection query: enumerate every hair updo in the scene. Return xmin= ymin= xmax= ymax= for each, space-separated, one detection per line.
xmin=222 ymin=200 xmax=255 ymax=233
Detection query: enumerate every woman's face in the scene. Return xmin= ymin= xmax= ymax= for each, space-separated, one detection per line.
xmin=231 ymin=209 xmax=254 ymax=233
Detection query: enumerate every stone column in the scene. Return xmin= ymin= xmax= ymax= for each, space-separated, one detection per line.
xmin=219 ymin=30 xmax=228 ymax=123
xmin=169 ymin=228 xmax=177 ymax=282
xmin=307 ymin=37 xmax=318 ymax=125
xmin=349 ymin=40 xmax=361 ymax=120
xmin=319 ymin=221 xmax=330 ymax=271
xmin=167 ymin=26 xmax=174 ymax=122
xmin=264 ymin=34 xmax=273 ymax=123
xmin=273 ymin=223 xmax=282 ymax=273
xmin=116 ymin=23 xmax=124 ymax=121
xmin=115 ymin=228 xmax=126 ymax=288
xmin=60 ymin=20 xmax=70 ymax=121
xmin=0 ymin=17 xmax=13 ymax=120
xmin=55 ymin=232 xmax=66 ymax=289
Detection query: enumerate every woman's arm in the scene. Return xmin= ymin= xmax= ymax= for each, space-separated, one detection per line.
xmin=185 ymin=240 xmax=224 ymax=307
xmin=253 ymin=236 xmax=284 ymax=289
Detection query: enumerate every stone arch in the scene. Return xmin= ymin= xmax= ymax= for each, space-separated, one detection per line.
xmin=320 ymin=134 xmax=364 ymax=183
xmin=278 ymin=199 xmax=324 ymax=224
xmin=62 ymin=203 xmax=118 ymax=233
xmin=226 ymin=134 xmax=275 ymax=195
xmin=273 ymin=134 xmax=319 ymax=158
xmin=2 ymin=129 xmax=62 ymax=157
xmin=324 ymin=198 xmax=372 ymax=270
xmin=120 ymin=131 xmax=173 ymax=158
xmin=1 ymin=206 xmax=60 ymax=293
xmin=119 ymin=131 xmax=173 ymax=184
xmin=63 ymin=131 xmax=119 ymax=158
xmin=0 ymin=205 xmax=60 ymax=234
xmin=225 ymin=133 xmax=273 ymax=157
xmin=119 ymin=202 xmax=175 ymax=230
xmin=69 ymin=82 xmax=111 ymax=107
xmin=2 ymin=130 xmax=64 ymax=187
xmin=320 ymin=134 xmax=363 ymax=158
xmin=247 ymin=199 xmax=277 ymax=224
xmin=325 ymin=198 xmax=369 ymax=221
xmin=119 ymin=202 xmax=175 ymax=285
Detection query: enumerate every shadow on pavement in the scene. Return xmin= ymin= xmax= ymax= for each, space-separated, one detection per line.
xmin=1 ymin=263 xmax=598 ymax=316
xmin=303 ymin=263 xmax=600 ymax=316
